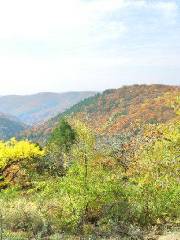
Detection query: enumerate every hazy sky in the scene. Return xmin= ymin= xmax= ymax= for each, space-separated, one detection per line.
xmin=0 ymin=0 xmax=179 ymax=95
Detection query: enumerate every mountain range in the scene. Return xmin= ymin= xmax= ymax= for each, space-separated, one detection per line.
xmin=0 ymin=113 xmax=26 ymax=140
xmin=0 ymin=91 xmax=96 ymax=125
xmin=0 ymin=91 xmax=96 ymax=139
xmin=0 ymin=84 xmax=179 ymax=142
xmin=22 ymin=84 xmax=180 ymax=144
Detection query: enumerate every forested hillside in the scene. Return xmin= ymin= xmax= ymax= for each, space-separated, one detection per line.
xmin=24 ymin=84 xmax=180 ymax=144
xmin=0 ymin=0 xmax=179 ymax=237
xmin=0 ymin=91 xmax=96 ymax=125
xmin=0 ymin=113 xmax=27 ymax=140
xmin=0 ymin=92 xmax=179 ymax=239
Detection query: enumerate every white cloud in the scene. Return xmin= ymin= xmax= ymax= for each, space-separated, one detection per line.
xmin=0 ymin=0 xmax=129 ymax=51
xmin=154 ymin=2 xmax=178 ymax=21
xmin=154 ymin=2 xmax=177 ymax=12
xmin=0 ymin=0 xmax=177 ymax=43
xmin=0 ymin=0 xmax=179 ymax=94
xmin=0 ymin=0 xmax=87 ymax=40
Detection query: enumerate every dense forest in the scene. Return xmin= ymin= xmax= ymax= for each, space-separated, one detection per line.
xmin=23 ymin=84 xmax=179 ymax=144
xmin=0 ymin=85 xmax=179 ymax=239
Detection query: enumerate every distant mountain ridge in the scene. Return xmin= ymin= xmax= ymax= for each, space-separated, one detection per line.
xmin=23 ymin=84 xmax=180 ymax=144
xmin=0 ymin=91 xmax=96 ymax=125
xmin=0 ymin=113 xmax=27 ymax=140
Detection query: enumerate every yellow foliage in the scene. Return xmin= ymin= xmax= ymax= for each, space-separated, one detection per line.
xmin=128 ymin=120 xmax=180 ymax=188
xmin=0 ymin=138 xmax=44 ymax=170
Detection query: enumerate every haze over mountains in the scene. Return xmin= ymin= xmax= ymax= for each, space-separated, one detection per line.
xmin=0 ymin=91 xmax=96 ymax=125
xmin=0 ymin=113 xmax=26 ymax=140
xmin=0 ymin=91 xmax=96 ymax=139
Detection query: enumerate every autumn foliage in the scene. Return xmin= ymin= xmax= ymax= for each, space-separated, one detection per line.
xmin=0 ymin=85 xmax=179 ymax=239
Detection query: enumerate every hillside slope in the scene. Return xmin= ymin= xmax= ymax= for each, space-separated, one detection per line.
xmin=0 ymin=91 xmax=96 ymax=125
xmin=0 ymin=113 xmax=27 ymax=140
xmin=23 ymin=84 xmax=180 ymax=144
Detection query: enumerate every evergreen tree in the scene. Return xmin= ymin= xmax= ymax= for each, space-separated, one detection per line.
xmin=49 ymin=118 xmax=76 ymax=152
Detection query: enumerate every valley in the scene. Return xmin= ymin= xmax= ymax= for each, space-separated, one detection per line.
xmin=0 ymin=84 xmax=179 ymax=239
xmin=0 ymin=0 xmax=180 ymax=238
xmin=0 ymin=113 xmax=26 ymax=140
xmin=0 ymin=91 xmax=96 ymax=125
xmin=23 ymin=84 xmax=179 ymax=144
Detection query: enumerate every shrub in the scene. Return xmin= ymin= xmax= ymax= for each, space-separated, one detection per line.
xmin=0 ymin=199 xmax=44 ymax=237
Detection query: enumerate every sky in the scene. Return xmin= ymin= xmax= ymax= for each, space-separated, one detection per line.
xmin=0 ymin=0 xmax=179 ymax=95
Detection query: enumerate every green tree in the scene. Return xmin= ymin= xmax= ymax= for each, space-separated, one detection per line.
xmin=49 ymin=118 xmax=76 ymax=152
xmin=128 ymin=120 xmax=180 ymax=225
xmin=45 ymin=118 xmax=76 ymax=176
